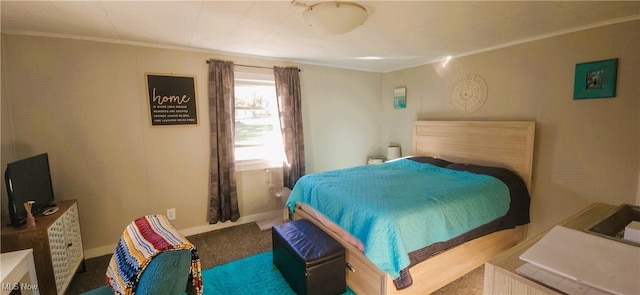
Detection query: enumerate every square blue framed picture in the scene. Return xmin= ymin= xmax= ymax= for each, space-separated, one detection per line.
xmin=573 ymin=58 xmax=618 ymax=100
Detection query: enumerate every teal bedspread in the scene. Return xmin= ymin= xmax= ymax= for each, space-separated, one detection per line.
xmin=286 ymin=159 xmax=510 ymax=280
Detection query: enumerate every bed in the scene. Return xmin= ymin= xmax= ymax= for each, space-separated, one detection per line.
xmin=287 ymin=121 xmax=536 ymax=294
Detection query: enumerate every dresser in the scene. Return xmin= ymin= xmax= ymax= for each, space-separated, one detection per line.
xmin=484 ymin=202 xmax=619 ymax=295
xmin=1 ymin=200 xmax=84 ymax=295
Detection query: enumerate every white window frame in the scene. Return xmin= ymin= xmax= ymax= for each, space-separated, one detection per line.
xmin=234 ymin=71 xmax=285 ymax=172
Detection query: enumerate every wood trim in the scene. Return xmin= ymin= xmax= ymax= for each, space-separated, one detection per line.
xmin=388 ymin=227 xmax=525 ymax=295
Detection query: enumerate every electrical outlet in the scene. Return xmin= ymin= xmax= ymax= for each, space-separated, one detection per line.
xmin=166 ymin=208 xmax=176 ymax=220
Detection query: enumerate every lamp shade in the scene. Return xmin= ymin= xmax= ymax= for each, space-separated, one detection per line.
xmin=303 ymin=2 xmax=368 ymax=35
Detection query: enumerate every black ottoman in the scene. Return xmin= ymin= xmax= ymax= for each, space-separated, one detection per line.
xmin=272 ymin=219 xmax=346 ymax=295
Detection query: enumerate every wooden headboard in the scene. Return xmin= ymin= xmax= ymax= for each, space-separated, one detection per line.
xmin=413 ymin=121 xmax=536 ymax=190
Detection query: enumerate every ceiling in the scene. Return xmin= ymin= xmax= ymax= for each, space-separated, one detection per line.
xmin=2 ymin=1 xmax=639 ymax=73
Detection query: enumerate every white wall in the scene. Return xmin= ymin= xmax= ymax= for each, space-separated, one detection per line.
xmin=382 ymin=20 xmax=640 ymax=237
xmin=0 ymin=34 xmax=383 ymax=257
xmin=301 ymin=65 xmax=383 ymax=172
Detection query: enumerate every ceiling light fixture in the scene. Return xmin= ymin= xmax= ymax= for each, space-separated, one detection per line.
xmin=356 ymin=56 xmax=383 ymax=60
xmin=292 ymin=1 xmax=368 ymax=35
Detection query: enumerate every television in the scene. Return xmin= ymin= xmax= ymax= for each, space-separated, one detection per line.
xmin=4 ymin=153 xmax=56 ymax=226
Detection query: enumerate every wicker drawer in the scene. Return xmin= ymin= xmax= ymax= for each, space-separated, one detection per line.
xmin=46 ymin=202 xmax=83 ymax=294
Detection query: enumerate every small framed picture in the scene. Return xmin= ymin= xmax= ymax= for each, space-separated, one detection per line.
xmin=394 ymin=87 xmax=406 ymax=109
xmin=573 ymin=58 xmax=618 ymax=100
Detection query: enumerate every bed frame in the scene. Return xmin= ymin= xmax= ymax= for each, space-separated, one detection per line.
xmin=294 ymin=120 xmax=536 ymax=294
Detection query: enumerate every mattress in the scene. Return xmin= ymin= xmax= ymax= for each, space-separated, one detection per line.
xmin=286 ymin=157 xmax=530 ymax=290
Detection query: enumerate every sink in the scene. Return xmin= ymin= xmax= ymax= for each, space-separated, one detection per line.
xmin=587 ymin=204 xmax=640 ymax=247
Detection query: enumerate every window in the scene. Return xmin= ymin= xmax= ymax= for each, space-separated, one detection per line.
xmin=234 ymin=72 xmax=285 ymax=170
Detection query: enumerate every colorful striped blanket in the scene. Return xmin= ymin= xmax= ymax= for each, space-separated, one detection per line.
xmin=106 ymin=215 xmax=203 ymax=295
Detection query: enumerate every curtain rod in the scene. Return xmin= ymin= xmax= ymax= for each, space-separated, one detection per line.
xmin=236 ymin=63 xmax=273 ymax=70
xmin=205 ymin=60 xmax=300 ymax=71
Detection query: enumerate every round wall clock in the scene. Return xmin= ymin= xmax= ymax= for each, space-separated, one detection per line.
xmin=449 ymin=74 xmax=487 ymax=113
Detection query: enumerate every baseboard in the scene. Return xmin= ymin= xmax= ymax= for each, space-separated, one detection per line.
xmin=179 ymin=209 xmax=283 ymax=237
xmin=85 ymin=244 xmax=119 ymax=259
xmin=83 ymin=209 xmax=284 ymax=259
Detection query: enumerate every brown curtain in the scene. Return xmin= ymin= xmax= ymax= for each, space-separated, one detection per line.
xmin=274 ymin=66 xmax=305 ymax=189
xmin=207 ymin=59 xmax=239 ymax=223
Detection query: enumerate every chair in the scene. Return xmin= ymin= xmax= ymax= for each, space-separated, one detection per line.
xmin=82 ymin=250 xmax=192 ymax=295
xmin=82 ymin=215 xmax=202 ymax=295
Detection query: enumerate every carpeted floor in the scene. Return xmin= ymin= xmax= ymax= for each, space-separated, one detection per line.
xmin=66 ymin=222 xmax=483 ymax=294
xmin=200 ymin=251 xmax=356 ymax=295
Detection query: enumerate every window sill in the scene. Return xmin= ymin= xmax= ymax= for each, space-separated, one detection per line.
xmin=235 ymin=159 xmax=283 ymax=172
